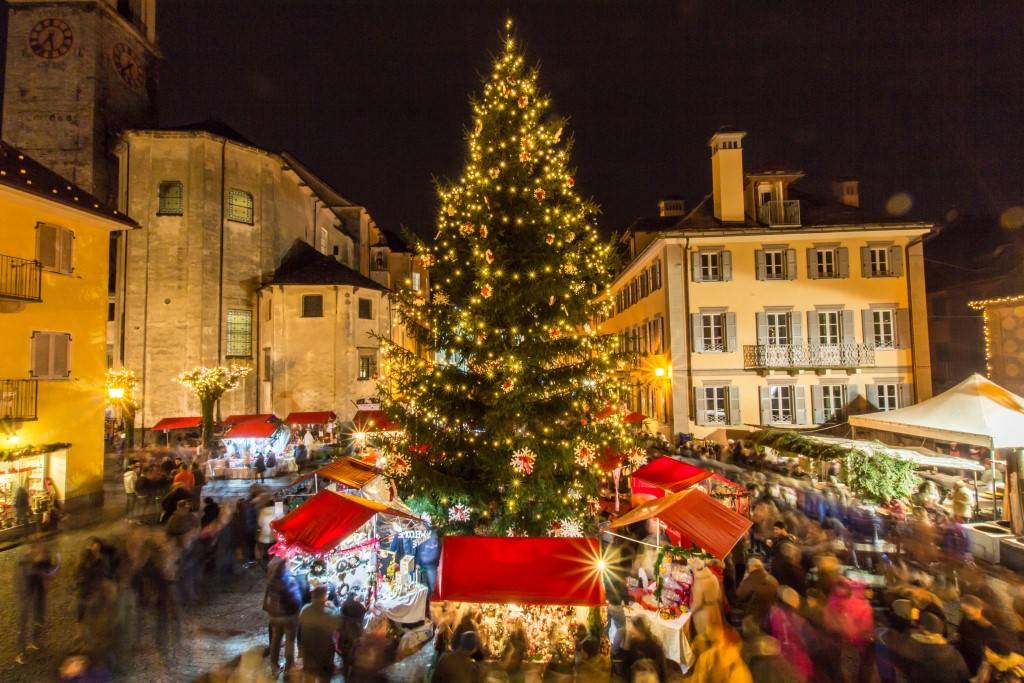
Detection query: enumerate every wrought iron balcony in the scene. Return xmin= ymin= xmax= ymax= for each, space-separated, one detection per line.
xmin=743 ymin=343 xmax=875 ymax=371
xmin=0 ymin=254 xmax=42 ymax=302
xmin=758 ymin=200 xmax=801 ymax=227
xmin=0 ymin=379 xmax=39 ymax=420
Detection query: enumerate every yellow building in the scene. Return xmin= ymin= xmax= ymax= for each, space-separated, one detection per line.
xmin=602 ymin=129 xmax=933 ymax=440
xmin=968 ymin=294 xmax=1024 ymax=397
xmin=0 ymin=141 xmax=136 ymax=522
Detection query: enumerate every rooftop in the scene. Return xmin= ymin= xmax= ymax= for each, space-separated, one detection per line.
xmin=268 ymin=239 xmax=388 ymax=290
xmin=0 ymin=141 xmax=138 ymax=228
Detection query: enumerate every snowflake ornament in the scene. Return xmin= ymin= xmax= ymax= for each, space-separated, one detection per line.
xmin=459 ymin=222 xmax=475 ymax=237
xmin=480 ymin=285 xmax=493 ymax=298
xmin=627 ymin=447 xmax=648 ymax=469
xmin=574 ymin=442 xmax=596 ymax=467
xmin=550 ymin=518 xmax=584 ymax=538
xmin=546 ymin=233 xmax=556 ymax=245
xmin=520 ymin=151 xmax=531 ymax=162
xmin=548 ymin=326 xmax=562 ymax=339
xmin=511 ymin=447 xmax=536 ymax=475
xmin=433 ymin=291 xmax=449 ymax=305
xmin=479 ymin=225 xmax=488 ymax=238
xmin=485 ymin=249 xmax=494 ymax=264
xmin=448 ymin=503 xmax=472 ymax=523
xmin=386 ymin=454 xmax=411 ymax=478
xmin=534 ymin=188 xmax=546 ymax=201
xmin=501 ymin=378 xmax=515 ymax=392
xmin=517 ymin=95 xmax=529 ymax=108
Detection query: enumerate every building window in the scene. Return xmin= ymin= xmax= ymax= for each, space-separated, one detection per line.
xmin=108 ymin=301 xmax=116 ymax=322
xmin=358 ymin=353 xmax=377 ymax=381
xmin=412 ymin=272 xmax=422 ymax=292
xmin=700 ymin=251 xmax=722 ymax=281
xmin=262 ymin=347 xmax=272 ymax=382
xmin=301 ymin=294 xmax=324 ymax=318
xmin=759 ymin=189 xmax=773 ymax=207
xmin=876 ymin=383 xmax=898 ymax=411
xmin=872 ymin=309 xmax=895 ymax=348
xmin=651 ymin=259 xmax=662 ymax=290
xmin=701 ymin=313 xmax=724 ymax=352
xmin=37 ymin=223 xmax=74 ymax=274
xmin=766 ymin=312 xmax=790 ymax=346
xmin=227 ymin=189 xmax=254 ymax=224
xmin=769 ymin=385 xmax=793 ymax=423
xmin=703 ymin=386 xmax=727 ymax=424
xmin=815 ymin=248 xmax=836 ymax=278
xmin=226 ymin=309 xmax=252 ymax=357
xmin=764 ymin=250 xmax=785 ymax=280
xmin=318 ymin=227 xmax=329 ymax=254
xmin=640 ymin=271 xmax=650 ymax=297
xmin=821 ymin=384 xmax=845 ymax=422
xmin=31 ymin=331 xmax=71 ymax=379
xmin=157 ymin=181 xmax=184 ymax=215
xmin=869 ymin=247 xmax=890 ymax=276
xmin=816 ymin=311 xmax=841 ymax=345
xmin=358 ymin=298 xmax=373 ymax=320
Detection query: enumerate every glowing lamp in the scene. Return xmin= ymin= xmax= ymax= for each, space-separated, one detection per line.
xmin=653 ymin=367 xmax=666 ymax=378
xmin=7 ymin=434 xmax=20 ymax=445
xmin=353 ymin=431 xmax=367 ymax=443
xmin=108 ymin=387 xmax=125 ymax=399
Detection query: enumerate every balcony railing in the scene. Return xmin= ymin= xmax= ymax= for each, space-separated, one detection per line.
xmin=758 ymin=200 xmax=801 ymax=227
xmin=744 ymin=343 xmax=875 ymax=371
xmin=0 ymin=254 xmax=42 ymax=302
xmin=0 ymin=379 xmax=39 ymax=420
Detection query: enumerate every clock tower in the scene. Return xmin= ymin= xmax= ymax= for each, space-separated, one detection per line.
xmin=1 ymin=0 xmax=158 ymax=205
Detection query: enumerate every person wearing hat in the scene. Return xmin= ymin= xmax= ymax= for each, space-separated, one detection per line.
xmin=431 ymin=630 xmax=481 ymax=683
xmin=957 ymin=595 xmax=1002 ymax=675
xmin=877 ymin=599 xmax=919 ymax=683
xmin=768 ymin=586 xmax=813 ymax=681
xmin=897 ymin=611 xmax=970 ymax=683
xmin=736 ymin=558 xmax=779 ymax=628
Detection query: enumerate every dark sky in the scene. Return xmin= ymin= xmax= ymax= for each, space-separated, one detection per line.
xmin=157 ymin=1 xmax=1023 ymax=238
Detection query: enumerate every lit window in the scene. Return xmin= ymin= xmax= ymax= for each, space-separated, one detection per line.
xmin=301 ymin=294 xmax=323 ymax=318
xmin=412 ymin=272 xmax=422 ymax=291
xmin=157 ymin=181 xmax=184 ymax=215
xmin=701 ymin=313 xmax=724 ymax=352
xmin=876 ymin=383 xmax=899 ymax=411
xmin=703 ymin=386 xmax=727 ymax=424
xmin=358 ymin=353 xmax=377 ymax=381
xmin=821 ymin=384 xmax=845 ymax=422
xmin=37 ymin=223 xmax=74 ymax=274
xmin=226 ymin=309 xmax=252 ymax=357
xmin=764 ymin=250 xmax=785 ymax=279
xmin=31 ymin=331 xmax=71 ymax=379
xmin=358 ymin=298 xmax=373 ymax=320
xmin=873 ymin=310 xmax=895 ymax=348
xmin=869 ymin=247 xmax=890 ymax=276
xmin=700 ymin=252 xmax=722 ymax=281
xmin=769 ymin=386 xmax=793 ymax=423
xmin=815 ymin=249 xmax=836 ymax=278
xmin=227 ymin=189 xmax=254 ymax=224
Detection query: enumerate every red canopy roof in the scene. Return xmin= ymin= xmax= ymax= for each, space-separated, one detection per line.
xmin=631 ymin=456 xmax=712 ymax=494
xmin=353 ymin=409 xmax=400 ymax=432
xmin=610 ymin=488 xmax=752 ymax=560
xmin=223 ymin=413 xmax=275 ymax=427
xmin=224 ymin=415 xmax=281 ymax=439
xmin=434 ymin=536 xmax=606 ymax=606
xmin=272 ymin=490 xmax=418 ymax=554
xmin=285 ymin=411 xmax=337 ymax=425
xmin=150 ymin=416 xmax=202 ymax=431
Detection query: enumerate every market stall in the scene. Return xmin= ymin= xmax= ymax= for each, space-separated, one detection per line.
xmin=211 ymin=414 xmax=292 ymax=479
xmin=630 ymin=456 xmax=712 ymax=503
xmin=149 ymin=416 xmax=202 ymax=446
xmin=0 ymin=443 xmax=67 ymax=530
xmin=351 ymin=405 xmax=402 ymax=462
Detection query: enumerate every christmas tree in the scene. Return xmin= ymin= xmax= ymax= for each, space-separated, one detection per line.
xmin=378 ymin=22 xmax=628 ymax=536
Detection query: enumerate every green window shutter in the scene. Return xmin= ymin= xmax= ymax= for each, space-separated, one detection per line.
xmin=37 ymin=223 xmax=58 ymax=270
xmin=691 ymin=313 xmax=703 ymax=353
xmin=806 ymin=248 xmax=818 ymax=279
xmin=725 ymin=312 xmax=737 ymax=352
xmin=862 ymin=309 xmax=874 ymax=346
xmin=846 ymin=384 xmax=861 ymax=414
xmin=691 ymin=253 xmax=702 ymax=283
xmin=866 ymin=384 xmax=879 ymax=410
xmin=841 ymin=309 xmax=856 ymax=345
xmin=694 ymin=387 xmax=707 ymax=426
xmin=806 ymin=311 xmax=819 ymax=349
xmin=899 ymin=383 xmax=913 ymax=408
xmin=756 ymin=312 xmax=768 ymax=345
xmin=789 ymin=312 xmax=803 ymax=347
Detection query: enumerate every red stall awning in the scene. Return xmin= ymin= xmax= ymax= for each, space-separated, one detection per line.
xmin=434 ymin=536 xmax=606 ymax=606
xmin=631 ymin=456 xmax=712 ymax=495
xmin=223 ymin=413 xmax=275 ymax=427
xmin=314 ymin=457 xmax=380 ymax=489
xmin=610 ymin=488 xmax=752 ymax=560
xmin=285 ymin=411 xmax=337 ymax=426
xmin=224 ymin=415 xmax=280 ymax=439
xmin=150 ymin=416 xmax=202 ymax=431
xmin=353 ymin=409 xmax=400 ymax=432
xmin=272 ymin=490 xmax=418 ymax=554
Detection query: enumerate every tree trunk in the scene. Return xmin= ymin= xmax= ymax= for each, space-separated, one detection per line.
xmin=201 ymin=398 xmax=215 ymax=447
xmin=124 ymin=407 xmax=136 ymax=449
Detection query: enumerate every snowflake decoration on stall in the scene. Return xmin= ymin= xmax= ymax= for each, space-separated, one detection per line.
xmin=627 ymin=447 xmax=647 ymax=469
xmin=385 ymin=453 xmax=411 ymax=479
xmin=448 ymin=503 xmax=472 ymax=523
xmin=511 ymin=447 xmax=536 ymax=475
xmin=549 ymin=517 xmax=584 ymax=538
xmin=574 ymin=441 xmax=596 ymax=467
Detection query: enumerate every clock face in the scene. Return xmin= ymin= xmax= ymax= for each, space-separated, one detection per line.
xmin=28 ymin=18 xmax=74 ymax=59
xmin=111 ymin=43 xmax=145 ymax=91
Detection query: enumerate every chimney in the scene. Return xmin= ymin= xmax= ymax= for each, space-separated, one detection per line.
xmin=708 ymin=127 xmax=747 ymax=223
xmin=832 ymin=178 xmax=860 ymax=208
xmin=658 ymin=198 xmax=686 ymax=217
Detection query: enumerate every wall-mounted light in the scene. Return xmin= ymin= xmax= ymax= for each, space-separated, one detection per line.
xmin=108 ymin=387 xmax=125 ymax=400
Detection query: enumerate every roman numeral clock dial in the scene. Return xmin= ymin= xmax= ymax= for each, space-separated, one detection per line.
xmin=111 ymin=43 xmax=146 ymax=91
xmin=28 ymin=18 xmax=73 ymax=59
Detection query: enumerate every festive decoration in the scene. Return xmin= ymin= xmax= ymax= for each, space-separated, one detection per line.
xmin=373 ymin=21 xmax=629 ymax=535
xmin=175 ymin=365 xmax=252 ymax=444
xmin=105 ymin=368 xmax=140 ymax=447
xmin=448 ymin=503 xmax=472 ymax=523
xmin=574 ymin=442 xmax=596 ymax=467
xmin=385 ymin=453 xmax=411 ymax=479
xmin=627 ymin=446 xmax=648 ymax=469
xmin=511 ymin=447 xmax=536 ymax=475
xmin=548 ymin=517 xmax=584 ymax=538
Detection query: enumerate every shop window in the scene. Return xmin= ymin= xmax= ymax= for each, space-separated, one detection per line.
xmin=358 ymin=353 xmax=377 ymax=381
xmin=358 ymin=298 xmax=373 ymax=320
xmin=226 ymin=309 xmax=252 ymax=357
xmin=157 ymin=181 xmax=184 ymax=215
xmin=227 ymin=189 xmax=254 ymax=224
xmin=301 ymin=295 xmax=323 ymax=318
xmin=37 ymin=223 xmax=74 ymax=274
xmin=31 ymin=331 xmax=71 ymax=379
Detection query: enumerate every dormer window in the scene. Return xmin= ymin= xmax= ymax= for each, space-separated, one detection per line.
xmin=757 ymin=184 xmax=774 ymax=207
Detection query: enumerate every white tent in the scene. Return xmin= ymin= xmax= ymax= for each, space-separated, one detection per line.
xmin=848 ymin=373 xmax=1024 ymax=449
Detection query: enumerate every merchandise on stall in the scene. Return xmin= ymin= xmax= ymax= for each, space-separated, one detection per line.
xmin=213 ymin=414 xmax=292 ymax=478
xmin=0 ymin=444 xmax=67 ymax=529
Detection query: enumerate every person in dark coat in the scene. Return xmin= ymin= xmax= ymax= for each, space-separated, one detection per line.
xmin=75 ymin=538 xmax=113 ymax=623
xmin=166 ymin=500 xmax=198 ymax=537
xmin=15 ymin=537 xmax=60 ymax=663
xmin=253 ymin=453 xmax=267 ymax=483
xmin=189 ymin=461 xmax=205 ymax=511
xmin=349 ymin=614 xmax=397 ymax=683
xmin=957 ymin=595 xmax=1002 ymax=676
xmin=338 ymin=592 xmax=368 ymax=679
xmin=737 ymin=558 xmax=780 ymax=627
xmin=415 ymin=529 xmax=441 ymax=595
xmin=159 ymin=484 xmax=191 ymax=524
xmin=299 ymin=585 xmax=341 ymax=682
xmin=431 ymin=630 xmax=481 ymax=683
xmin=621 ymin=617 xmax=669 ymax=682
xmin=771 ymin=542 xmax=807 ymax=595
xmin=263 ymin=557 xmax=303 ymax=676
xmin=200 ymin=497 xmax=220 ymax=528
xmin=898 ymin=612 xmax=970 ymax=683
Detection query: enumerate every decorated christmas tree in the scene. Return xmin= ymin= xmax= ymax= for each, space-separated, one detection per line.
xmin=378 ymin=22 xmax=629 ymax=536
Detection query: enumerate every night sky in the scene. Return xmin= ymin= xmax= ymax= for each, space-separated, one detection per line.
xmin=158 ymin=2 xmax=1023 ymax=240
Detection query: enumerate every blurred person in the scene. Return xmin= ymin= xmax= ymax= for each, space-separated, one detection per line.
xmin=58 ymin=652 xmax=112 ymax=683
xmin=974 ymin=639 xmax=1024 ymax=683
xmin=351 ymin=614 xmax=398 ymax=683
xmin=741 ymin=615 xmax=804 ymax=683
xmin=876 ymin=599 xmax=918 ymax=683
xmin=771 ymin=542 xmax=807 ymax=595
xmin=689 ymin=608 xmax=752 ymax=683
xmin=690 ymin=556 xmax=723 ymax=627
xmin=952 ymin=480 xmax=975 ymax=522
xmin=339 ymin=591 xmax=368 ymax=677
xmin=189 ymin=461 xmax=205 ymax=510
xmin=79 ymin=578 xmax=121 ymax=670
xmin=123 ymin=463 xmax=139 ymax=521
xmin=166 ymin=499 xmax=198 ymax=537
xmin=621 ymin=617 xmax=668 ymax=682
xmin=769 ymin=586 xmax=813 ymax=681
xmin=298 ymin=585 xmax=340 ymax=682
xmin=256 ymin=500 xmax=279 ymax=565
xmin=172 ymin=463 xmax=195 ymax=491
xmin=236 ymin=493 xmax=259 ymax=564
xmin=897 ymin=611 xmax=969 ymax=683
xmin=825 ymin=579 xmax=875 ymax=683
xmin=430 ymin=630 xmax=480 ymax=683
xmin=159 ymin=483 xmax=191 ymax=524
xmin=263 ymin=556 xmax=303 ymax=676
xmin=200 ymin=496 xmax=220 ymax=528
xmin=75 ymin=537 xmax=115 ymax=625
xmin=957 ymin=595 xmax=1001 ymax=675
xmin=254 ymin=451 xmax=267 ymax=483
xmin=15 ymin=536 xmax=60 ymax=664
xmin=496 ymin=615 xmax=527 ymax=678
xmin=737 ymin=558 xmax=779 ymax=627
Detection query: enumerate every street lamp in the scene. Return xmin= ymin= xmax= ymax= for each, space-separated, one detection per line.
xmin=108 ymin=386 xmax=125 ymax=400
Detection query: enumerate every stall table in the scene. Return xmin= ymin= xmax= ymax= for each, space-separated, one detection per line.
xmin=375 ymin=584 xmax=429 ymax=624
xmin=624 ymin=603 xmax=694 ymax=668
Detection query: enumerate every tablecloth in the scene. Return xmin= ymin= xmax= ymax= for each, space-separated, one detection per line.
xmin=375 ymin=584 xmax=428 ymax=624
xmin=624 ymin=604 xmax=694 ymax=668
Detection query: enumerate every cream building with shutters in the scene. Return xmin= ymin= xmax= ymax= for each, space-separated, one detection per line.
xmin=601 ymin=128 xmax=933 ymax=440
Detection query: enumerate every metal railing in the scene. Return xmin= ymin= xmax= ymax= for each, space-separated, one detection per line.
xmin=744 ymin=343 xmax=875 ymax=370
xmin=758 ymin=200 xmax=801 ymax=227
xmin=0 ymin=379 xmax=39 ymax=420
xmin=0 ymin=254 xmax=42 ymax=302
